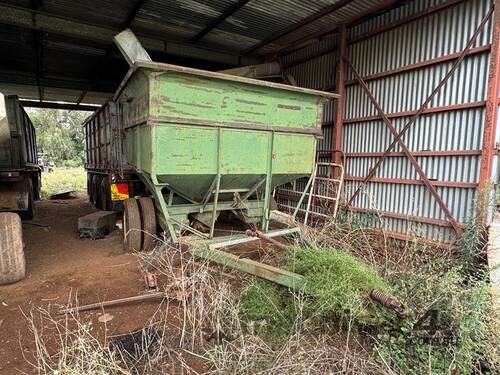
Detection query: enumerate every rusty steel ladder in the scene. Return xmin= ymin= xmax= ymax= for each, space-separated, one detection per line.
xmin=303 ymin=162 xmax=344 ymax=224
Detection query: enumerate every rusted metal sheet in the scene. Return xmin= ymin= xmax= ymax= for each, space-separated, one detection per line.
xmin=479 ymin=3 xmax=500 ymax=189
xmin=344 ymin=57 xmax=463 ymax=235
xmin=279 ymin=0 xmax=495 ymax=243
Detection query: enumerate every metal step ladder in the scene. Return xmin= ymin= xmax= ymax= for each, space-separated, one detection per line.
xmin=303 ymin=162 xmax=344 ymax=224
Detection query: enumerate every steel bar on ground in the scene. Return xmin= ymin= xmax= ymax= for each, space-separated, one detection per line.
xmin=345 ymin=58 xmax=463 ymax=235
xmin=59 ymin=292 xmax=172 ymax=314
xmin=345 ymin=4 xmax=495 ymax=210
xmin=206 ymin=228 xmax=299 ymax=249
xmin=245 ymin=230 xmax=289 ymax=250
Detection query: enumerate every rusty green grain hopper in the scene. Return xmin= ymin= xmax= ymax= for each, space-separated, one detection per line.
xmin=114 ymin=60 xmax=336 ymax=243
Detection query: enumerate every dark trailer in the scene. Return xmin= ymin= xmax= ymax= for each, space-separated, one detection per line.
xmin=0 ymin=94 xmax=40 ymax=219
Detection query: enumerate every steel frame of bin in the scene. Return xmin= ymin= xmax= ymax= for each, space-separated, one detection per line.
xmin=138 ymin=130 xmax=316 ymax=244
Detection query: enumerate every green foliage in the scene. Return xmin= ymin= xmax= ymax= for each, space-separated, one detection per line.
xmin=288 ymin=247 xmax=390 ymax=323
xmin=240 ymin=280 xmax=296 ymax=340
xmin=375 ymin=193 xmax=499 ymax=374
xmin=28 ymin=108 xmax=89 ymax=166
xmin=375 ymin=268 xmax=494 ymax=374
xmin=240 ymin=247 xmax=391 ymax=343
xmin=40 ymin=167 xmax=87 ymax=198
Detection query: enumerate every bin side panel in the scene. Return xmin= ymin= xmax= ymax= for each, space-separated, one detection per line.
xmin=121 ymin=71 xmax=150 ymax=129
xmin=273 ymin=133 xmax=316 ymax=174
xmin=149 ymin=71 xmax=323 ymax=132
xmin=220 ymin=129 xmax=268 ymax=175
xmin=124 ymin=124 xmax=152 ymax=174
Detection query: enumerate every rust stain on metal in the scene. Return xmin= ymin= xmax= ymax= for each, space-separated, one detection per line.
xmin=278 ymin=104 xmax=301 ymax=111
xmin=162 ymin=96 xmax=215 ymax=109
xmin=235 ymin=98 xmax=266 ymax=106
xmin=162 ymin=106 xmax=194 ymax=117
xmin=370 ymin=289 xmax=408 ymax=319
xmin=236 ymin=110 xmax=266 ymax=116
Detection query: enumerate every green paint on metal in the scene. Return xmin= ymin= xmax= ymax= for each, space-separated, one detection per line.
xmin=150 ymin=71 xmax=323 ymax=132
xmin=191 ymin=246 xmax=306 ymax=290
xmin=116 ymin=62 xmax=332 ymax=241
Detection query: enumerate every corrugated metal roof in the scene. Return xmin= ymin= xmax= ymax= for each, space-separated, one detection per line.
xmin=0 ymin=0 xmax=398 ymax=104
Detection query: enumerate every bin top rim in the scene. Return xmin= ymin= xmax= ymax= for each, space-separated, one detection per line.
xmin=114 ymin=60 xmax=340 ymax=102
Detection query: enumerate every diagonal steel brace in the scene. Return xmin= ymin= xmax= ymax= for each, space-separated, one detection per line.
xmin=345 ymin=58 xmax=463 ymax=235
xmin=344 ymin=3 xmax=494 ymax=236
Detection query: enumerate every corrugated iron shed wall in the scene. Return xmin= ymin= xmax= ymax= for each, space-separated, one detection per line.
xmin=279 ymin=0 xmax=496 ymax=243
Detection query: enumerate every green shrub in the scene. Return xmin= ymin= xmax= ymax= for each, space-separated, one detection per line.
xmin=240 ymin=246 xmax=391 ymax=343
xmin=240 ymin=280 xmax=296 ymax=340
xmin=375 ymin=269 xmax=494 ymax=374
xmin=288 ymin=247 xmax=390 ymax=323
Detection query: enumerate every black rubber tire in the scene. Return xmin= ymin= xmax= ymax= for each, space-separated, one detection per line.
xmin=138 ymin=197 xmax=157 ymax=251
xmin=100 ymin=177 xmax=112 ymax=211
xmin=19 ymin=178 xmax=34 ymax=221
xmin=87 ymin=173 xmax=93 ymax=202
xmin=0 ymin=213 xmax=25 ymax=284
xmin=33 ymin=172 xmax=41 ymax=201
xmin=91 ymin=174 xmax=103 ymax=209
xmin=123 ymin=198 xmax=142 ymax=252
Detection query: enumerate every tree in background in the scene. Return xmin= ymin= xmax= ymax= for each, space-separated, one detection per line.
xmin=29 ymin=109 xmax=89 ymax=167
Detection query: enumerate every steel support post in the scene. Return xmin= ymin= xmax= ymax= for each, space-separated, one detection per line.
xmin=479 ymin=2 xmax=500 ymax=189
xmin=333 ymin=24 xmax=347 ymax=174
xmin=210 ymin=128 xmax=222 ymax=238
xmin=262 ymin=131 xmax=275 ymax=231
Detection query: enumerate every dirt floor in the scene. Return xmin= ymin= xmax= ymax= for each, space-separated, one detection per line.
xmin=0 ymin=197 xmax=205 ymax=374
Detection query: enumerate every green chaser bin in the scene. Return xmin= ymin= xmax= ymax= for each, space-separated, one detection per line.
xmin=115 ymin=61 xmax=337 ymax=242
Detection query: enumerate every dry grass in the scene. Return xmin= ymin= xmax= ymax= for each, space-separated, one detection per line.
xmin=22 ymin=196 xmax=498 ymax=374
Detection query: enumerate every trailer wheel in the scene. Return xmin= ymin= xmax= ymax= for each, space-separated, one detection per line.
xmin=100 ymin=178 xmax=112 ymax=211
xmin=0 ymin=213 xmax=26 ymax=284
xmin=123 ymin=198 xmax=142 ymax=252
xmin=33 ymin=172 xmax=41 ymax=201
xmin=91 ymin=175 xmax=103 ymax=208
xmin=87 ymin=173 xmax=93 ymax=202
xmin=19 ymin=178 xmax=35 ymax=220
xmin=138 ymin=197 xmax=157 ymax=251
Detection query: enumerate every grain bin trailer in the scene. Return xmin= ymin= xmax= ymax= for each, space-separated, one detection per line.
xmin=85 ymin=61 xmax=337 ymax=249
xmin=0 ymin=93 xmax=41 ymax=284
xmin=84 ymin=30 xmax=337 ymax=251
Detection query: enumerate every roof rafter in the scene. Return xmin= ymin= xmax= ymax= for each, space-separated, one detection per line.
xmin=272 ymin=0 xmax=402 ymax=56
xmin=245 ymin=0 xmax=354 ymax=54
xmin=21 ymin=100 xmax=99 ymax=111
xmin=191 ymin=0 xmax=251 ymax=43
xmin=0 ymin=4 xmax=258 ymax=66
xmin=78 ymin=0 xmax=147 ymax=104
xmin=30 ymin=0 xmax=43 ymax=102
